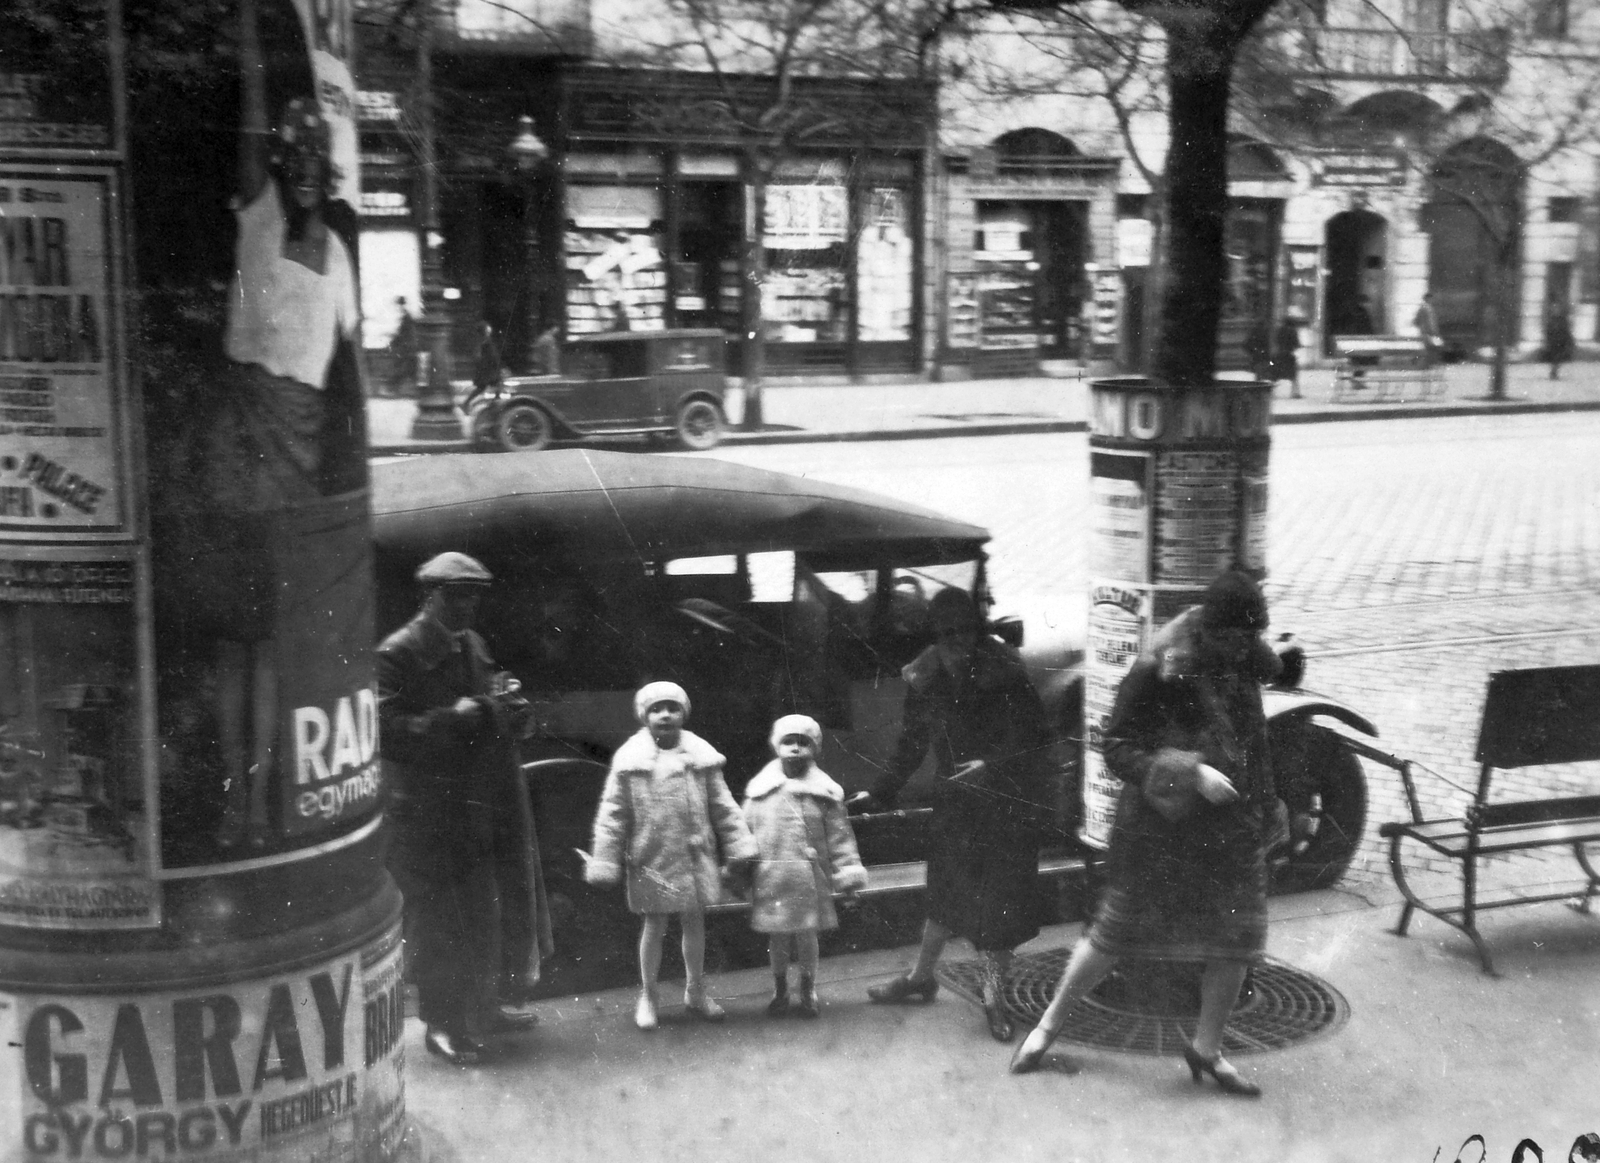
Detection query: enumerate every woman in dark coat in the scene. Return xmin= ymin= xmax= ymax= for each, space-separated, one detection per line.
xmin=861 ymin=587 xmax=1052 ymax=1042
xmin=1009 ymin=570 xmax=1288 ymax=1095
xmin=1545 ymin=303 xmax=1574 ymax=380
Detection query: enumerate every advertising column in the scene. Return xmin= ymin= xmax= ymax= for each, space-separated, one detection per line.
xmin=1080 ymin=377 xmax=1272 ymax=848
xmin=0 ymin=4 xmax=406 ymax=1161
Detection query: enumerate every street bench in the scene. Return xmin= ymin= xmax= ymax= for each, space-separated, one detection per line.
xmin=1331 ymin=335 xmax=1445 ymax=403
xmin=1377 ymin=665 xmax=1600 ymax=975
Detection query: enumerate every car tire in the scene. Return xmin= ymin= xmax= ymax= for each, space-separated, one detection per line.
xmin=496 ymin=402 xmax=554 ymax=452
xmin=674 ymin=400 xmax=724 ymax=450
xmin=1269 ymin=721 xmax=1368 ymax=893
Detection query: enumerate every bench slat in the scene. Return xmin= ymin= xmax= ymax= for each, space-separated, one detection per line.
xmin=1382 ymin=815 xmax=1600 ymax=857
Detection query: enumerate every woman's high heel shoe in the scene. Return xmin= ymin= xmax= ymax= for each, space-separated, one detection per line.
xmin=1008 ymin=1024 xmax=1061 ymax=1074
xmin=981 ymin=964 xmax=1014 ymax=1043
xmin=1183 ymin=1045 xmax=1262 ymax=1096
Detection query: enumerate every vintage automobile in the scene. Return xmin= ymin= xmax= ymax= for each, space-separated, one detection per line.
xmin=467 ymin=328 xmax=728 ymax=453
xmin=371 ymin=450 xmax=1376 ymax=981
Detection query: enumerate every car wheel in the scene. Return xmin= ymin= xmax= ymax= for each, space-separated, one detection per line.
xmin=496 ymin=402 xmax=553 ymax=452
xmin=674 ymin=400 xmax=723 ymax=450
xmin=1269 ymin=722 xmax=1368 ymax=893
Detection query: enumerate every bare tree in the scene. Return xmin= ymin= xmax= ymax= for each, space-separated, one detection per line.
xmin=582 ymin=0 xmax=961 ymax=426
xmin=973 ymin=0 xmax=1280 ymax=385
xmin=1239 ymin=0 xmax=1600 ymax=397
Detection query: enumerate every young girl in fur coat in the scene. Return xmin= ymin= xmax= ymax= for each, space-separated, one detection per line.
xmin=585 ymin=682 xmax=757 ymax=1030
xmin=741 ymin=714 xmax=868 ymax=1018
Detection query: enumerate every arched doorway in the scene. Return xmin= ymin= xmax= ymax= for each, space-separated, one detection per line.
xmin=1427 ymin=137 xmax=1522 ymax=355
xmin=1323 ymin=210 xmax=1388 ymax=353
xmin=979 ymin=129 xmax=1090 ymax=360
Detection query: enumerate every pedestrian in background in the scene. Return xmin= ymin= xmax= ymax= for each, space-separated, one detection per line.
xmin=585 ymin=681 xmax=758 ymax=1030
xmin=1413 ymin=292 xmax=1442 ymax=368
xmin=1545 ymin=301 xmax=1574 ymax=380
xmin=378 ymin=552 xmax=553 ymax=1066
xmin=1271 ymin=316 xmax=1301 ymax=399
xmin=463 ymin=321 xmax=504 ymax=411
xmin=388 ymin=297 xmax=417 ymax=396
xmin=1009 ymin=570 xmax=1293 ymax=1096
xmin=741 ymin=714 xmax=868 ymax=1019
xmin=857 ymin=587 xmax=1052 ymax=1044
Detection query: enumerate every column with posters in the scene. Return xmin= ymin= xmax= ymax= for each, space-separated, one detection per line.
xmin=1 ymin=2 xmax=407 ymax=1159
xmin=1080 ymin=377 xmax=1272 ymax=848
xmin=0 ymin=2 xmax=152 ymax=929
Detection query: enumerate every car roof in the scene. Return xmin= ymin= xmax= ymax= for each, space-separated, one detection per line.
xmin=371 ymin=449 xmax=989 ymax=574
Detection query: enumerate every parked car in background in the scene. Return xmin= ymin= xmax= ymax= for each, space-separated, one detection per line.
xmin=467 ymin=328 xmax=727 ymax=452
xmin=371 ymin=450 xmax=1376 ymax=988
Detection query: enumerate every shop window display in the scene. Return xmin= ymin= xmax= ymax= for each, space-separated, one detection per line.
xmin=763 ymin=181 xmax=849 ymax=343
xmin=566 ymin=228 xmax=668 ymax=334
xmin=857 ymin=188 xmax=913 ymax=342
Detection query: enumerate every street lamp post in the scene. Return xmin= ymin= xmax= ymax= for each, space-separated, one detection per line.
xmin=409 ymin=18 xmax=464 ymax=441
xmin=508 ymin=115 xmax=549 ymax=371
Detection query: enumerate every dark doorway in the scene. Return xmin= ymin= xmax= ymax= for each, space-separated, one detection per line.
xmin=1324 ymin=209 xmax=1388 ymax=353
xmin=1033 ymin=201 xmax=1089 ymax=359
xmin=674 ymin=181 xmax=742 ymax=335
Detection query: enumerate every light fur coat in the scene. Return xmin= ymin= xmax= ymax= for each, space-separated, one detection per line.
xmin=587 ymin=728 xmax=757 ymax=915
xmin=741 ymin=760 xmax=868 ymax=933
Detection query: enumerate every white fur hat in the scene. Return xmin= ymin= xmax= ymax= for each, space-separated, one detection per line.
xmin=769 ymin=714 xmax=822 ymax=752
xmin=634 ymin=681 xmax=690 ymax=723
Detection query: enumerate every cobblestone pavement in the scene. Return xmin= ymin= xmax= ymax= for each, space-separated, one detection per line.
xmin=708 ymin=411 xmax=1600 ymax=890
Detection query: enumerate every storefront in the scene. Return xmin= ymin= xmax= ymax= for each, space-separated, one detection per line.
xmin=940 ymin=134 xmax=1119 ymax=379
xmin=552 ymin=70 xmax=930 ymax=377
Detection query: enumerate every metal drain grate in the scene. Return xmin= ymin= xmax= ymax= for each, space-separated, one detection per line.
xmin=935 ymin=950 xmax=1349 ymax=1057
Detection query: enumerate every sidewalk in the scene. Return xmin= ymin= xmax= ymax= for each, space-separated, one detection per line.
xmin=401 ymin=870 xmax=1600 ymax=1163
xmin=367 ymin=359 xmax=1600 ymax=455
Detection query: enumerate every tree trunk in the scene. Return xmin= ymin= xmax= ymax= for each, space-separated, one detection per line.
xmin=1151 ymin=29 xmax=1235 ymax=387
xmin=740 ymin=152 xmax=768 ymax=429
xmin=1139 ymin=176 xmax=1169 ymax=372
xmin=1487 ymin=229 xmax=1519 ymax=400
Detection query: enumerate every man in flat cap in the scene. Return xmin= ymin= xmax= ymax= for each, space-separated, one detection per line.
xmin=377 ymin=552 xmax=553 ymax=1065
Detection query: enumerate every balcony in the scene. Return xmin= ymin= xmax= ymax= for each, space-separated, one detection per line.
xmin=1276 ymin=26 xmax=1510 ymax=84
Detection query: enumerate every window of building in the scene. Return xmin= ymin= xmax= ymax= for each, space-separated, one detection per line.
xmin=1116 ymin=194 xmax=1149 ymax=219
xmin=1549 ymin=196 xmax=1581 ymax=223
xmin=1531 ymin=0 xmax=1569 ymax=38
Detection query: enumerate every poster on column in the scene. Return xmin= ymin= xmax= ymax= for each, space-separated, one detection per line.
xmin=1152 ymin=448 xmax=1243 ymax=587
xmin=0 ymin=546 xmax=155 ymax=929
xmin=0 ymin=168 xmax=127 ymax=536
xmin=1080 ymin=582 xmax=1151 ymax=849
xmin=129 ymin=0 xmax=380 ymax=874
xmin=0 ymin=918 xmax=406 ymax=1162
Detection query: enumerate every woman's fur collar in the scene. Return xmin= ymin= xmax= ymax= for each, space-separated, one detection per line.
xmin=900 ymin=635 xmax=1026 ymax=693
xmin=744 ymin=759 xmax=844 ymax=802
xmin=612 ymin=728 xmax=725 ymax=773
xmin=1153 ymin=606 xmax=1278 ymax=683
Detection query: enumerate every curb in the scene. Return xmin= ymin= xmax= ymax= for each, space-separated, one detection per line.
xmin=366 ymin=397 xmax=1600 ymax=457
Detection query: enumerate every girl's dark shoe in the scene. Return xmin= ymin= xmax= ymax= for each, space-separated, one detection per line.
xmin=767 ymin=993 xmax=791 ymax=1017
xmin=424 ymin=1028 xmax=483 ymax=1066
xmin=794 ymin=975 xmax=820 ymax=1019
xmin=1183 ymin=1045 xmax=1262 ymax=1096
xmin=866 ymin=975 xmax=939 ymax=1005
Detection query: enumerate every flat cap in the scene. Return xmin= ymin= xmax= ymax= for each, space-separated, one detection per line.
xmin=416 ymin=552 xmax=492 ymax=586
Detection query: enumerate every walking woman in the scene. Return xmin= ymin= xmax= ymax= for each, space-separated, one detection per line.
xmin=859 ymin=587 xmax=1052 ymax=1042
xmin=1009 ymin=570 xmax=1290 ymax=1094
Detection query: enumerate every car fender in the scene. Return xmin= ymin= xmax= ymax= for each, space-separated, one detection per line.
xmin=1262 ymin=687 xmax=1378 ymax=737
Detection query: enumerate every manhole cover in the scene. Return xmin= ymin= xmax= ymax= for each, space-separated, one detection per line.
xmin=935 ymin=950 xmax=1348 ymax=1057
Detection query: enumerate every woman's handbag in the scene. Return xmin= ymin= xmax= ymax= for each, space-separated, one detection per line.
xmin=1142 ymin=749 xmax=1203 ymax=823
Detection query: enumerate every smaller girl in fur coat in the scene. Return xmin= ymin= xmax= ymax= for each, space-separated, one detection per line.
xmin=742 ymin=714 xmax=868 ymax=1018
xmin=585 ymin=682 xmax=757 ymax=1031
